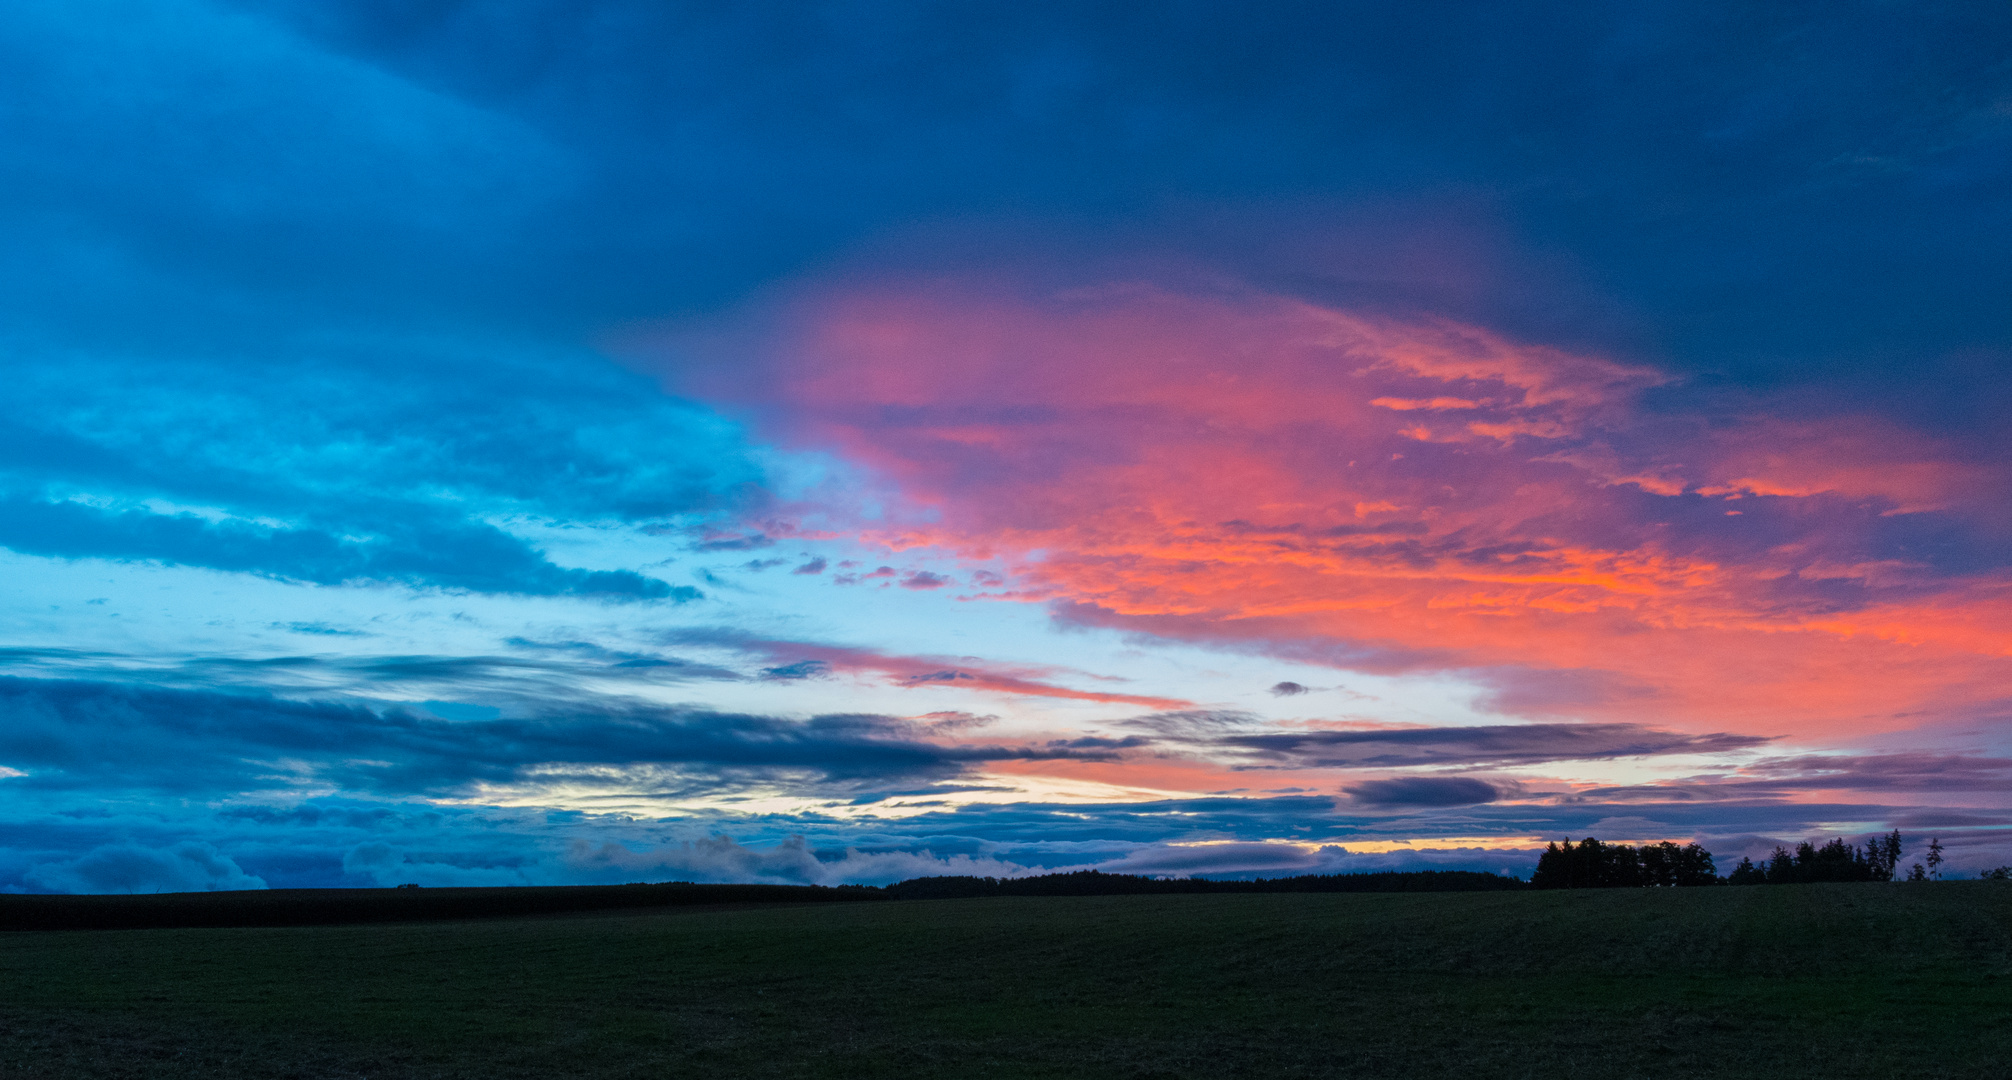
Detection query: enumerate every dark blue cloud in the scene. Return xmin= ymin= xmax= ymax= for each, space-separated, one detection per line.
xmin=1126 ymin=714 xmax=1772 ymax=768
xmin=0 ymin=645 xmax=757 ymax=722
xmin=762 ymin=660 xmax=832 ymax=681
xmin=0 ymin=675 xmax=1134 ymax=801
xmin=1569 ymin=753 xmax=2012 ymax=802
xmin=201 ymin=1 xmax=2012 ymax=440
xmin=0 ymin=1 xmax=568 ymax=358
xmin=1233 ymin=725 xmax=1771 ymax=769
xmin=0 ymin=497 xmax=683 ymax=598
xmin=1345 ymin=777 xmax=1500 ymax=808
xmin=0 ymin=2 xmax=1993 ymax=424
xmin=24 ymin=842 xmax=266 ymax=894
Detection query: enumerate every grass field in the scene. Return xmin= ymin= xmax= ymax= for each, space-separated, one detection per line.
xmin=2 ymin=883 xmax=2009 ymax=1079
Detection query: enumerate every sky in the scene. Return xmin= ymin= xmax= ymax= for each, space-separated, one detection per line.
xmin=3 ymin=0 xmax=2011 ymax=893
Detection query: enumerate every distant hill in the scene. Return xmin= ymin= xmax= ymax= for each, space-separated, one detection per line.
xmin=0 ymin=869 xmax=1523 ymax=930
xmin=882 ymin=869 xmax=1524 ymax=900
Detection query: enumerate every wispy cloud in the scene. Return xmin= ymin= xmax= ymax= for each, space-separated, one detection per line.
xmin=661 ymin=629 xmax=1190 ymax=708
xmin=0 ymin=676 xmax=1139 ymax=804
xmin=1126 ymin=713 xmax=1770 ymax=769
xmin=1570 ymin=752 xmax=2012 ymax=802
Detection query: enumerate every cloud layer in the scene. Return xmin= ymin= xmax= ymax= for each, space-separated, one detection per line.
xmin=659 ymin=282 xmax=2012 ymax=738
xmin=2 ymin=3 xmax=2009 ymax=890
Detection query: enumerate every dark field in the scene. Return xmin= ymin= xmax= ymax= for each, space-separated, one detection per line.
xmin=2 ymin=884 xmax=2009 ymax=1079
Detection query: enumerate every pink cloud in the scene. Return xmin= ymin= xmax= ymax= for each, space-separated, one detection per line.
xmin=644 ymin=279 xmax=2012 ymax=739
xmin=679 ymin=630 xmax=1191 ymax=709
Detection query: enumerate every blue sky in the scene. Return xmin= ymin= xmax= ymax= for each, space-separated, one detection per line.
xmin=4 ymin=1 xmax=2011 ymax=892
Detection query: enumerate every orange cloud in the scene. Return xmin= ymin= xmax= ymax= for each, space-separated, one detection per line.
xmin=1693 ymin=418 xmax=1996 ymax=514
xmin=1371 ymin=396 xmax=1480 ymax=411
xmin=652 ymin=281 xmax=2012 ymax=740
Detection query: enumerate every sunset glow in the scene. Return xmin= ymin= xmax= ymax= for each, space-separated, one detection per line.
xmin=2 ymin=2 xmax=2007 ymax=892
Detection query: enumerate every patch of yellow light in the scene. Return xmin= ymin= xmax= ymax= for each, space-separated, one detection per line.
xmin=1166 ymin=836 xmax=1551 ymax=853
xmin=442 ymin=770 xmax=1199 ymax=820
xmin=960 ymin=771 xmax=1200 ymax=805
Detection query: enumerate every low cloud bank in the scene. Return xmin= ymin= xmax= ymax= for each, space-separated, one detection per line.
xmin=1082 ymin=841 xmax=1536 ymax=880
xmin=318 ymin=834 xmax=1038 ymax=889
xmin=12 ymin=802 xmax=2012 ymax=894
xmin=560 ymin=835 xmax=1030 ymax=887
xmin=22 ymin=842 xmax=266 ymax=894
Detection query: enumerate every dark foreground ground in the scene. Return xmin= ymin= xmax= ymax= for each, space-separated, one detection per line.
xmin=1 ymin=883 xmax=2008 ymax=1079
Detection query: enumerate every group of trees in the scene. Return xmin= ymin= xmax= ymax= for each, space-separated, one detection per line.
xmin=1536 ymin=832 xmax=2012 ymax=888
xmin=1725 ymin=831 xmax=1915 ymax=884
xmin=1530 ymin=838 xmax=1718 ymax=888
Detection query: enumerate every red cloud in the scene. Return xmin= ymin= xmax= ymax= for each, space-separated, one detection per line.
xmin=650 ymin=280 xmax=2012 ymax=737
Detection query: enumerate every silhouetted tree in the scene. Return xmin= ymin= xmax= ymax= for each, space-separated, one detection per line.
xmin=1532 ymin=838 xmax=1617 ymax=888
xmin=1641 ymin=841 xmax=1674 ymax=886
xmin=1766 ymin=846 xmax=1796 ymax=883
xmin=1745 ymin=835 xmax=1900 ymax=884
xmin=1531 ymin=839 xmax=1581 ymax=888
xmin=1907 ymin=863 xmax=1927 ymax=882
xmin=1639 ymin=841 xmax=1718 ymax=885
xmin=1862 ymin=830 xmax=1902 ymax=882
xmin=1726 ymin=856 xmax=1765 ymax=885
xmin=1672 ymin=842 xmax=1717 ymax=885
xmin=1532 ymin=838 xmax=1717 ymax=888
xmin=1982 ymin=866 xmax=2012 ymax=881
xmin=1926 ymin=838 xmax=1945 ymax=881
xmin=1805 ymin=838 xmax=1874 ymax=882
xmin=1609 ymin=842 xmax=1645 ymax=887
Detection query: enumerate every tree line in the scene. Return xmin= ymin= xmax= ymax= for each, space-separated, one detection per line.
xmin=1530 ymin=837 xmax=1719 ymax=888
xmin=1724 ymin=831 xmax=1911 ymax=884
xmin=1 ymin=869 xmax=1534 ymax=930
xmin=1533 ymin=831 xmax=2012 ymax=888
